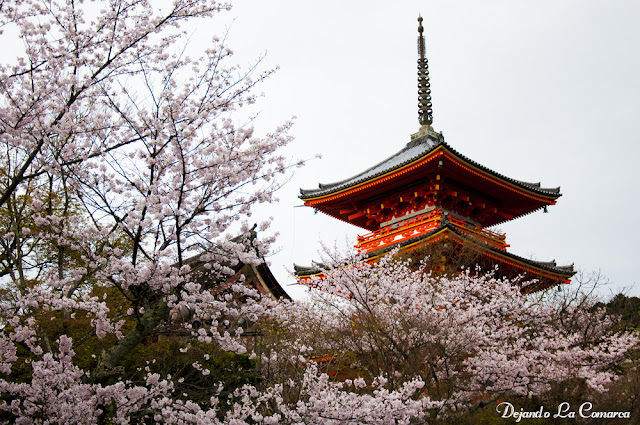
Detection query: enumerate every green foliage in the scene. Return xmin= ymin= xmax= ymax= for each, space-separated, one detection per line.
xmin=604 ymin=293 xmax=640 ymax=330
xmin=121 ymin=338 xmax=260 ymax=411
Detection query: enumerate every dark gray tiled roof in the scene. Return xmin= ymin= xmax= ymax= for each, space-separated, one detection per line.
xmin=300 ymin=134 xmax=561 ymax=199
xmin=300 ymin=135 xmax=440 ymax=198
xmin=293 ymin=262 xmax=327 ymax=276
xmin=185 ymin=229 xmax=291 ymax=300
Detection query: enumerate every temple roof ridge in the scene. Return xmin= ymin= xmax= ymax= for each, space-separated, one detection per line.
xmin=510 ymin=180 xmax=561 ymax=194
xmin=300 ymin=132 xmax=442 ymax=197
xmin=300 ymin=136 xmax=562 ymax=199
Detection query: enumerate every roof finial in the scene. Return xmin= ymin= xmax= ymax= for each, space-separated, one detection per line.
xmin=417 ymin=15 xmax=433 ymax=128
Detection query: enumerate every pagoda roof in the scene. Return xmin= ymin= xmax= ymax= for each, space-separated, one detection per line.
xmin=300 ymin=133 xmax=560 ymax=200
xmin=185 ymin=229 xmax=291 ymax=301
xmin=295 ymin=217 xmax=574 ymax=292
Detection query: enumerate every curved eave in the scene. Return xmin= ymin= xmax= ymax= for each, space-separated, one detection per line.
xmin=301 ymin=141 xmax=561 ymax=230
xmin=296 ymin=271 xmax=324 ymax=281
xmin=300 ymin=138 xmax=561 ymax=204
xmin=489 ymin=204 xmax=546 ymax=228
xmin=367 ymin=224 xmax=575 ymax=287
xmin=252 ymin=263 xmax=291 ymax=300
xmin=442 ymin=142 xmax=561 ymax=198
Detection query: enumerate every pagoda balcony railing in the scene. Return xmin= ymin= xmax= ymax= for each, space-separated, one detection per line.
xmin=356 ymin=209 xmax=507 ymax=253
xmin=356 ymin=210 xmax=441 ymax=252
xmin=446 ymin=215 xmax=508 ymax=250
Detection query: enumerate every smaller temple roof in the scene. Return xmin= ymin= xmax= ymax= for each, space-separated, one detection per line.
xmin=185 ymin=229 xmax=290 ymax=301
xmin=371 ymin=217 xmax=574 ymax=276
xmin=300 ymin=133 xmax=561 ymax=200
xmin=293 ymin=261 xmax=328 ymax=277
xmin=295 ymin=216 xmax=574 ymax=292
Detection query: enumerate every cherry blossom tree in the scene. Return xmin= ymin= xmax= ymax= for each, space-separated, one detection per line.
xmin=0 ymin=0 xmax=296 ymax=422
xmin=262 ymin=252 xmax=639 ymax=421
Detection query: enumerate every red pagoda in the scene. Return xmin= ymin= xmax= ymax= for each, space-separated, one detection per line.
xmin=296 ymin=17 xmax=574 ymax=292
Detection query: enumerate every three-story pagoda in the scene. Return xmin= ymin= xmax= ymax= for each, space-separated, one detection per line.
xmin=297 ymin=17 xmax=574 ymax=292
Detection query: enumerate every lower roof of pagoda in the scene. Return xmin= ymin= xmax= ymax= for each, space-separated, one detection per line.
xmin=294 ymin=219 xmax=574 ymax=293
xmin=300 ymin=132 xmax=562 ymax=230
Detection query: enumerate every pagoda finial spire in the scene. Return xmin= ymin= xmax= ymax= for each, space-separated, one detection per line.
xmin=417 ymin=15 xmax=433 ymax=128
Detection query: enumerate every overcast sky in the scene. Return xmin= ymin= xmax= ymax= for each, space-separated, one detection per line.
xmin=6 ymin=1 xmax=637 ymax=299
xmin=213 ymin=0 xmax=640 ymax=299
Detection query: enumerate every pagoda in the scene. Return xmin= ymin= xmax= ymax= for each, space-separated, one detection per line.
xmin=297 ymin=16 xmax=574 ymax=292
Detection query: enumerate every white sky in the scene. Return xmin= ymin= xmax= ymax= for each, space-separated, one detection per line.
xmin=217 ymin=0 xmax=640 ymax=299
